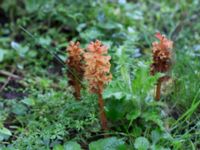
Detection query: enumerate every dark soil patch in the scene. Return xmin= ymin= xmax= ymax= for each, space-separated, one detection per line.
xmin=1 ymin=91 xmax=27 ymax=99
xmin=48 ymin=57 xmax=64 ymax=75
xmin=0 ymin=9 xmax=9 ymax=25
xmin=0 ymin=80 xmax=28 ymax=99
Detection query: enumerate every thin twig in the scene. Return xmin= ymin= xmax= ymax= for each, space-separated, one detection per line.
xmin=0 ymin=68 xmax=16 ymax=92
xmin=0 ymin=70 xmax=21 ymax=80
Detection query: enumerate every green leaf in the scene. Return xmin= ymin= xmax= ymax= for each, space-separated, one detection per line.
xmin=22 ymin=98 xmax=35 ymax=106
xmin=64 ymin=141 xmax=82 ymax=150
xmin=11 ymin=41 xmax=29 ymax=57
xmin=134 ymin=137 xmax=150 ymax=150
xmin=105 ymin=98 xmax=127 ymax=121
xmin=12 ymin=103 xmax=27 ymax=115
xmin=0 ymin=49 xmax=6 ymax=62
xmin=0 ymin=127 xmax=12 ymax=136
xmin=24 ymin=0 xmax=49 ymax=13
xmin=98 ymin=22 xmax=123 ymax=30
xmin=89 ymin=137 xmax=126 ymax=150
xmin=126 ymin=108 xmax=141 ymax=121
xmin=53 ymin=144 xmax=64 ymax=150
xmin=151 ymin=130 xmax=161 ymax=144
xmin=38 ymin=36 xmax=52 ymax=46
xmin=131 ymin=125 xmax=142 ymax=137
xmin=141 ymin=111 xmax=164 ymax=130
xmin=80 ymin=27 xmax=103 ymax=42
xmin=0 ymin=127 xmax=12 ymax=141
xmin=76 ymin=23 xmax=87 ymax=32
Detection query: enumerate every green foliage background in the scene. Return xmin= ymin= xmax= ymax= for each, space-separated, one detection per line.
xmin=0 ymin=0 xmax=200 ymax=149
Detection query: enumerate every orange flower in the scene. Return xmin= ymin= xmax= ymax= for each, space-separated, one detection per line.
xmin=150 ymin=32 xmax=173 ymax=75
xmin=67 ymin=41 xmax=84 ymax=70
xmin=84 ymin=40 xmax=112 ymax=94
xmin=66 ymin=41 xmax=84 ymax=99
xmin=84 ymin=40 xmax=112 ymax=130
xmin=150 ymin=33 xmax=173 ymax=101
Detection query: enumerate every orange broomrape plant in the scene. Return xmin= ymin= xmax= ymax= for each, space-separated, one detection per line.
xmin=150 ymin=33 xmax=173 ymax=101
xmin=66 ymin=41 xmax=84 ymax=100
xmin=84 ymin=40 xmax=112 ymax=130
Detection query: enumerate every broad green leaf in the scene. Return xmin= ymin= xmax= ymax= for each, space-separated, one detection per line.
xmin=0 ymin=127 xmax=12 ymax=141
xmin=151 ymin=145 xmax=170 ymax=150
xmin=98 ymin=22 xmax=123 ymax=30
xmin=131 ymin=126 xmax=142 ymax=137
xmin=76 ymin=23 xmax=87 ymax=32
xmin=12 ymin=103 xmax=27 ymax=115
xmin=0 ymin=127 xmax=12 ymax=136
xmin=54 ymin=144 xmax=64 ymax=150
xmin=0 ymin=49 xmax=6 ymax=62
xmin=38 ymin=37 xmax=51 ymax=46
xmin=22 ymin=98 xmax=35 ymax=106
xmin=89 ymin=137 xmax=126 ymax=150
xmin=105 ymin=98 xmax=127 ymax=120
xmin=134 ymin=137 xmax=150 ymax=150
xmin=11 ymin=41 xmax=29 ymax=57
xmin=141 ymin=111 xmax=164 ymax=130
xmin=126 ymin=108 xmax=141 ymax=121
xmin=24 ymin=0 xmax=50 ymax=13
xmin=151 ymin=130 xmax=161 ymax=144
xmin=64 ymin=141 xmax=82 ymax=150
xmin=80 ymin=27 xmax=103 ymax=42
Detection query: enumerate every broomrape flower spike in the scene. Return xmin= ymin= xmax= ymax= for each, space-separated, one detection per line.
xmin=150 ymin=32 xmax=173 ymax=101
xmin=84 ymin=40 xmax=112 ymax=130
xmin=66 ymin=41 xmax=84 ymax=100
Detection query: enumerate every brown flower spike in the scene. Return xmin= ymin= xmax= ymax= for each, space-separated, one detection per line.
xmin=150 ymin=33 xmax=173 ymax=100
xmin=66 ymin=41 xmax=84 ymax=100
xmin=84 ymin=40 xmax=112 ymax=130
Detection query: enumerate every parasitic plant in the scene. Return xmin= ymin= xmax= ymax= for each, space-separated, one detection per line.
xmin=84 ymin=40 xmax=112 ymax=130
xmin=66 ymin=41 xmax=84 ymax=100
xmin=150 ymin=33 xmax=173 ymax=101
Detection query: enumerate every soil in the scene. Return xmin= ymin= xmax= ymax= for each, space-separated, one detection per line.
xmin=0 ymin=79 xmax=28 ymax=99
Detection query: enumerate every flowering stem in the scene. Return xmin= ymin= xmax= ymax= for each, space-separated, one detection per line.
xmin=156 ymin=78 xmax=162 ymax=101
xmin=98 ymin=93 xmax=108 ymax=130
xmin=74 ymin=80 xmax=81 ymax=100
xmin=155 ymin=76 xmax=171 ymax=101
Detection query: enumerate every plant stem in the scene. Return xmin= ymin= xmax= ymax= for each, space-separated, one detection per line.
xmin=156 ymin=78 xmax=162 ymax=101
xmin=98 ymin=93 xmax=108 ymax=130
xmin=155 ymin=76 xmax=171 ymax=101
xmin=74 ymin=80 xmax=81 ymax=100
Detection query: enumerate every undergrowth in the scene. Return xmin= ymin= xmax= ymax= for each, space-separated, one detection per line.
xmin=0 ymin=0 xmax=200 ymax=149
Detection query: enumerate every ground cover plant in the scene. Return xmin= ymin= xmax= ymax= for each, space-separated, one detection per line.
xmin=0 ymin=0 xmax=200 ymax=149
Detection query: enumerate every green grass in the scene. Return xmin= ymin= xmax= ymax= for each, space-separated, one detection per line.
xmin=0 ymin=0 xmax=200 ymax=149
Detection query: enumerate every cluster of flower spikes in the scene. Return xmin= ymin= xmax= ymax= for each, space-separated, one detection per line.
xmin=84 ymin=40 xmax=112 ymax=94
xmin=150 ymin=32 xmax=173 ymax=75
xmin=66 ymin=41 xmax=84 ymax=98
